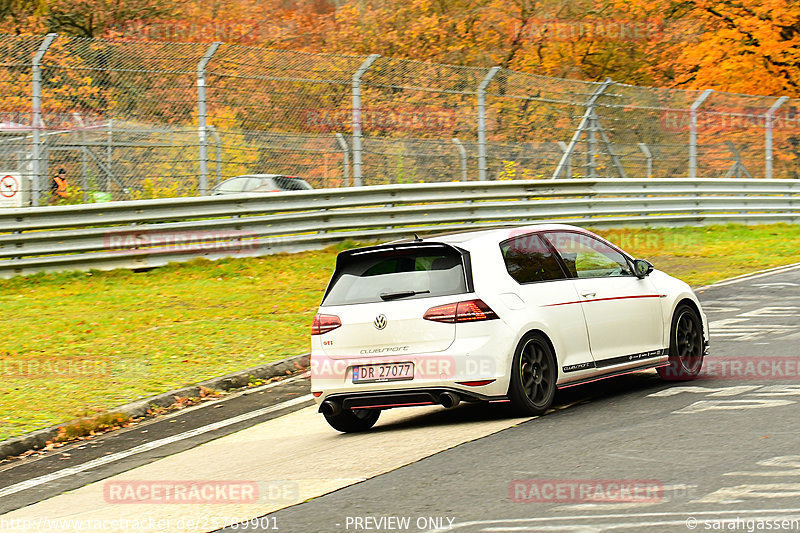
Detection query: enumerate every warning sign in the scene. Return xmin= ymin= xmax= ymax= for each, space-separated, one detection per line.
xmin=0 ymin=173 xmax=24 ymax=208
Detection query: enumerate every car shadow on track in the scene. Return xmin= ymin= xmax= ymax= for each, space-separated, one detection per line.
xmin=364 ymin=370 xmax=672 ymax=433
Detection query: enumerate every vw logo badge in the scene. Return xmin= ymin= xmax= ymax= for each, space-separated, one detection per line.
xmin=373 ymin=314 xmax=387 ymax=330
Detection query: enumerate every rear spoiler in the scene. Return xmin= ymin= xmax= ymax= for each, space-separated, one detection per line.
xmin=321 ymin=241 xmax=474 ymax=303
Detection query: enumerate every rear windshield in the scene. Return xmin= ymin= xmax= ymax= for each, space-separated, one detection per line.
xmin=322 ymin=245 xmax=468 ymax=306
xmin=272 ymin=176 xmax=312 ymax=190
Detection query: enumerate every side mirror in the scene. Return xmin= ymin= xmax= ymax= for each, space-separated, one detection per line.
xmin=633 ymin=259 xmax=654 ymax=279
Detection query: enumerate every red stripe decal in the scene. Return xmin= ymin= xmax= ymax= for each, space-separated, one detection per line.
xmin=544 ymin=294 xmax=663 ymax=307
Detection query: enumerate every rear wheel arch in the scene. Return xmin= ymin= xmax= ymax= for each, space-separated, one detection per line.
xmin=509 ymin=329 xmax=560 ymax=385
xmin=507 ymin=329 xmax=559 ymax=415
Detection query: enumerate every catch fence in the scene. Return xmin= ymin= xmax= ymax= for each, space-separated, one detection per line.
xmin=1 ymin=34 xmax=799 ymax=206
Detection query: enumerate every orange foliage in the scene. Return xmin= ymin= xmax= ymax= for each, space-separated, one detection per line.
xmin=3 ymin=0 xmax=799 ymax=96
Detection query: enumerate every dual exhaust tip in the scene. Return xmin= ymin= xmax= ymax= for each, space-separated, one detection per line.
xmin=320 ymin=392 xmax=460 ymax=415
xmin=438 ymin=391 xmax=460 ymax=409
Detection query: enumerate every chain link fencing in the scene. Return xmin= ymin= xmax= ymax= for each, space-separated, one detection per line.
xmin=2 ymin=33 xmax=799 ymax=205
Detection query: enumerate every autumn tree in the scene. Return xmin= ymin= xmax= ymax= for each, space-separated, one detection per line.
xmin=611 ymin=0 xmax=800 ymax=95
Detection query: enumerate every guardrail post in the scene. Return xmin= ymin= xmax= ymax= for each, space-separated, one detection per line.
xmin=689 ymin=89 xmax=713 ymax=179
xmin=197 ymin=42 xmax=221 ymax=195
xmin=452 ymin=137 xmax=467 ymax=181
xmin=334 ymin=133 xmax=351 ymax=187
xmin=765 ymin=96 xmax=788 ymax=179
xmin=637 ymin=142 xmax=652 ymax=178
xmin=352 ymin=54 xmax=380 ymax=187
xmin=477 ymin=67 xmax=500 ymax=181
xmin=31 ymin=33 xmax=57 ymax=207
xmin=552 ymin=78 xmax=613 ymax=178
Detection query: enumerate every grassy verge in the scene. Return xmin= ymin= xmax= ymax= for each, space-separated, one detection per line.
xmin=1 ymin=224 xmax=799 ymax=441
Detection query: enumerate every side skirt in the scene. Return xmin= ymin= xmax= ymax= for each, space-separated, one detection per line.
xmin=557 ymin=360 xmax=668 ymax=389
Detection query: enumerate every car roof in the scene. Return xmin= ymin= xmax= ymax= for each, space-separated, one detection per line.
xmin=232 ymin=174 xmax=307 ymax=180
xmin=401 ymin=223 xmax=591 ymax=246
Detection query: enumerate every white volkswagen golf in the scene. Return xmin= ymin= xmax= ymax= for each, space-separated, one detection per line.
xmin=311 ymin=224 xmax=708 ymax=432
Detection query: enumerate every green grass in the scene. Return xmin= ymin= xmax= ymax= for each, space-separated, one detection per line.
xmin=1 ymin=224 xmax=799 ymax=441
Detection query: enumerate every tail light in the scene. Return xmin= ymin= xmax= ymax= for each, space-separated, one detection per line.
xmin=312 ymin=314 xmax=341 ymax=335
xmin=424 ymin=299 xmax=498 ymax=323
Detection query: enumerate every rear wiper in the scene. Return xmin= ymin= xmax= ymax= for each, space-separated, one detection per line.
xmin=380 ymin=290 xmax=430 ymax=301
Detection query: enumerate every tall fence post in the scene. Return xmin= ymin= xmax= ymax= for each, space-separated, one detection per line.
xmin=334 ymin=133 xmax=351 ymax=187
xmin=208 ymin=124 xmax=222 ymax=186
xmin=197 ymin=42 xmax=221 ymax=196
xmin=765 ymin=96 xmax=788 ymax=179
xmin=689 ymin=89 xmax=713 ymax=179
xmin=556 ymin=141 xmax=571 ymax=179
xmin=106 ymin=119 xmax=113 ymax=193
xmin=552 ymin=78 xmax=613 ymax=179
xmin=452 ymin=137 xmax=468 ymax=181
xmin=477 ymin=67 xmax=500 ymax=181
xmin=352 ymin=54 xmax=380 ymax=187
xmin=31 ymin=33 xmax=57 ymax=207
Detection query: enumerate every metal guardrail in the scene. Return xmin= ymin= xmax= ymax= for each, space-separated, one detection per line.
xmin=1 ymin=178 xmax=798 ymax=278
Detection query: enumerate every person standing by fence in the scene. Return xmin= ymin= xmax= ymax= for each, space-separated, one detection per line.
xmin=50 ymin=168 xmax=67 ymax=205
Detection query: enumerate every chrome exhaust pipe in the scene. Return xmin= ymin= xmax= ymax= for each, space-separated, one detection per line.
xmin=320 ymin=400 xmax=341 ymax=416
xmin=439 ymin=392 xmax=460 ymax=409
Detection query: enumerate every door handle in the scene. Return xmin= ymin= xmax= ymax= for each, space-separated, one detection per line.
xmin=581 ymin=292 xmax=596 ymax=298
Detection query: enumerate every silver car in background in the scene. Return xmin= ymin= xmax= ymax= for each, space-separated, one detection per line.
xmin=211 ymin=174 xmax=313 ymax=195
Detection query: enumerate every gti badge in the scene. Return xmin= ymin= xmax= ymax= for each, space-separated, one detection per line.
xmin=373 ymin=314 xmax=387 ymax=330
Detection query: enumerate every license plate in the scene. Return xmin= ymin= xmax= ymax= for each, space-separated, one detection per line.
xmin=352 ymin=362 xmax=414 ymax=384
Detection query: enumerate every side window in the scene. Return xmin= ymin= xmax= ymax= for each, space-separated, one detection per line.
xmin=217 ymin=177 xmax=248 ymax=193
xmin=500 ymin=233 xmax=566 ymax=284
xmin=543 ymin=232 xmax=632 ymax=278
xmin=244 ymin=177 xmax=266 ymax=192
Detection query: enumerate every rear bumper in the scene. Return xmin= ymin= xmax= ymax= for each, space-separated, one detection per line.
xmin=311 ymin=323 xmax=516 ymax=405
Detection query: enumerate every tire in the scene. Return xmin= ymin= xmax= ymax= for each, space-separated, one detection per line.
xmin=508 ymin=332 xmax=558 ymax=416
xmin=324 ymin=408 xmax=381 ymax=433
xmin=658 ymin=304 xmax=705 ymax=381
